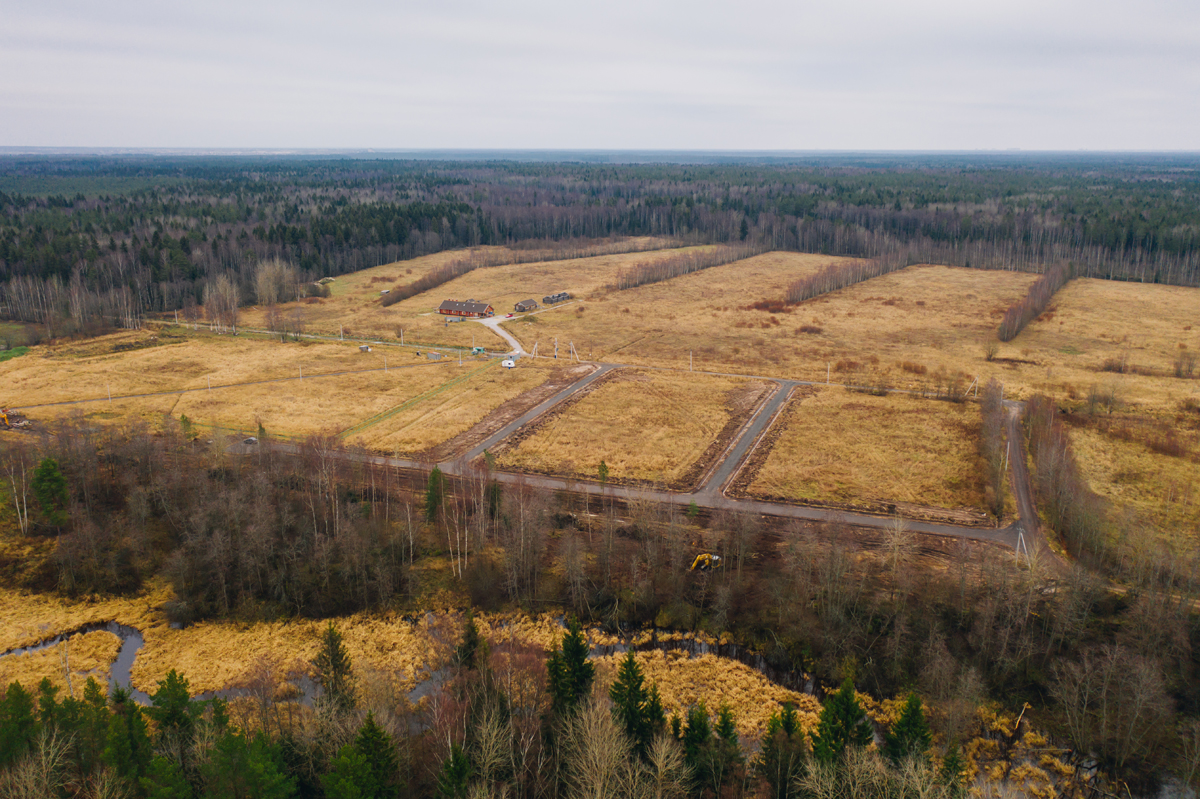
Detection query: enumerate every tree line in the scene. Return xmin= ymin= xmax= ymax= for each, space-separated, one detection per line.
xmin=3 ymin=154 xmax=1199 ymax=340
xmin=997 ymin=262 xmax=1073 ymax=342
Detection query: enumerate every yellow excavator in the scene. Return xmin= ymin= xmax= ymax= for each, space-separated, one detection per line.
xmin=0 ymin=408 xmax=9 ymax=428
xmin=690 ymin=553 xmax=722 ymax=572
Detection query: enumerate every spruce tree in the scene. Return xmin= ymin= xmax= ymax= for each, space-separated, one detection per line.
xmin=354 ymin=712 xmax=399 ymax=797
xmin=322 ymin=745 xmax=373 ymax=799
xmin=436 ymin=743 xmax=471 ymax=798
xmin=757 ymin=703 xmax=806 ymax=799
xmin=546 ymin=618 xmax=594 ymax=717
xmin=0 ymin=681 xmax=37 ymax=768
xmin=31 ymin=457 xmax=69 ymax=527
xmin=455 ymin=612 xmax=481 ymax=670
xmin=425 ymin=467 xmax=445 ymax=523
xmin=939 ymin=741 xmax=966 ymax=798
xmin=883 ymin=693 xmax=932 ymax=766
xmin=314 ymin=622 xmax=356 ymax=713
xmin=810 ymin=677 xmax=873 ymax=763
xmin=142 ymin=755 xmax=192 ymax=799
xmin=680 ymin=702 xmax=712 ymax=768
xmin=203 ymin=730 xmax=295 ymax=799
xmin=103 ymin=687 xmax=153 ymax=783
xmin=609 ymin=651 xmax=664 ymax=758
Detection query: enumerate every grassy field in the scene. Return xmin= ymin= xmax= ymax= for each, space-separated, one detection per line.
xmin=235 ymin=238 xmax=687 ymax=349
xmin=346 ymin=359 xmax=581 ymax=457
xmin=742 ymin=387 xmax=989 ymax=520
xmin=495 ymin=369 xmax=771 ymax=488
xmin=0 ymin=630 xmax=122 ymax=694
xmin=1068 ymin=422 xmax=1200 ymax=548
xmin=0 ymin=329 xmax=535 ymax=444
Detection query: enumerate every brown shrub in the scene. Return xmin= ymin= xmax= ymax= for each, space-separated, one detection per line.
xmin=747 ymin=299 xmax=790 ymax=313
xmin=1148 ymin=431 xmax=1189 ymax=458
xmin=798 ymin=325 xmax=823 ymax=334
xmin=899 ymin=361 xmax=928 ymax=375
xmin=834 ymin=359 xmax=860 ymax=373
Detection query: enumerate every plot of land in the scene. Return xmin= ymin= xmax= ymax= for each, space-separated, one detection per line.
xmin=494 ymin=368 xmax=772 ymax=488
xmin=236 ymin=239 xmax=689 ymax=350
xmin=737 ymin=388 xmax=989 ymax=522
xmin=347 ymin=360 xmax=595 ymax=458
xmin=1067 ymin=421 xmax=1200 ymax=548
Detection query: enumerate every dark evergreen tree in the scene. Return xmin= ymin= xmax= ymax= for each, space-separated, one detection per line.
xmin=314 ymin=622 xmax=356 ymax=713
xmin=321 ymin=745 xmax=373 ymax=799
xmin=546 ymin=617 xmax=595 ymax=717
xmin=436 ymin=743 xmax=471 ymax=798
xmin=455 ymin=612 xmax=481 ymax=670
xmin=609 ymin=651 xmax=665 ymax=758
xmin=0 ymin=681 xmax=37 ymax=768
xmin=203 ymin=730 xmax=296 ymax=799
xmin=142 ymin=755 xmax=192 ymax=799
xmin=354 ymin=712 xmax=399 ymax=797
xmin=810 ymin=677 xmax=873 ymax=763
xmin=680 ymin=702 xmax=712 ymax=768
xmin=883 ymin=693 xmax=932 ymax=766
xmin=940 ymin=741 xmax=966 ymax=798
xmin=103 ymin=687 xmax=153 ymax=783
xmin=31 ymin=457 xmax=69 ymax=527
xmin=425 ymin=467 xmax=445 ymax=523
xmin=757 ymin=703 xmax=807 ymax=799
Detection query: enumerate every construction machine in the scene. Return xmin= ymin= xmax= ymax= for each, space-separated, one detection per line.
xmin=689 ymin=553 xmax=721 ymax=572
xmin=0 ymin=408 xmax=9 ymax=428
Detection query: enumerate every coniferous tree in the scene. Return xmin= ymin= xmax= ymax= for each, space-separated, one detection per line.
xmin=436 ymin=743 xmax=471 ymax=798
xmin=425 ymin=467 xmax=445 ymax=523
xmin=354 ymin=712 xmax=399 ymax=797
xmin=546 ymin=617 xmax=595 ymax=717
xmin=31 ymin=457 xmax=68 ymax=527
xmin=940 ymin=741 xmax=966 ymax=798
xmin=883 ymin=693 xmax=932 ymax=766
xmin=103 ymin=687 xmax=153 ymax=784
xmin=203 ymin=730 xmax=295 ymax=799
xmin=680 ymin=702 xmax=712 ymax=768
xmin=322 ymin=745 xmax=374 ymax=799
xmin=314 ymin=622 xmax=356 ymax=713
xmin=757 ymin=703 xmax=807 ymax=799
xmin=609 ymin=651 xmax=666 ymax=758
xmin=142 ymin=755 xmax=192 ymax=799
xmin=455 ymin=612 xmax=481 ymax=670
xmin=810 ymin=678 xmax=873 ymax=763
xmin=0 ymin=681 xmax=37 ymax=768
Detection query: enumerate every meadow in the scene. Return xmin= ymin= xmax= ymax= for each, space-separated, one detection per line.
xmin=236 ymin=239 xmax=693 ymax=350
xmin=494 ymin=368 xmax=772 ymax=488
xmin=740 ymin=387 xmax=990 ymax=522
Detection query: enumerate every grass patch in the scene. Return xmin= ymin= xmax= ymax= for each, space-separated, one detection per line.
xmin=748 ymin=388 xmax=987 ymax=513
xmin=0 ymin=346 xmax=29 ymax=362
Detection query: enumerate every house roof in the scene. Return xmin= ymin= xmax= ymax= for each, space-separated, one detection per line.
xmin=438 ymin=299 xmax=492 ymax=314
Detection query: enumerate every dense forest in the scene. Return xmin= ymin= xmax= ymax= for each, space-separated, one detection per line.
xmin=2 ymin=153 xmax=1199 ymax=336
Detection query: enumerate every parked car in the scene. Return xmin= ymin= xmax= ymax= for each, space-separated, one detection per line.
xmin=505 ymin=313 xmax=514 ymax=318
xmin=244 ymin=437 xmax=258 ymax=445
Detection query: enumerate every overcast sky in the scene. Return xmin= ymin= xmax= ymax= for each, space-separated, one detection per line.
xmin=1 ymin=0 xmax=1197 ymax=151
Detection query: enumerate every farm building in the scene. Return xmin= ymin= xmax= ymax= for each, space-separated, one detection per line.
xmin=514 ymin=299 xmax=538 ymax=312
xmin=542 ymin=292 xmax=570 ymax=305
xmin=438 ymin=299 xmax=494 ymax=318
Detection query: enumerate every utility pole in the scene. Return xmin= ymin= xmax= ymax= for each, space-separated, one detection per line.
xmin=827 ymin=362 xmax=831 ymax=384
xmin=384 ymin=356 xmax=387 ymax=373
xmin=207 ymin=376 xmax=211 ymax=392
xmin=340 ymin=325 xmax=343 ymax=341
xmin=554 ymin=338 xmax=558 ymax=359
xmin=401 ymin=329 xmax=404 ymax=345
xmin=299 ymin=365 xmax=302 ymax=381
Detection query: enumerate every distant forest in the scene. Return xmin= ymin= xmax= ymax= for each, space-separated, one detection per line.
xmin=1 ymin=153 xmax=1198 ymax=335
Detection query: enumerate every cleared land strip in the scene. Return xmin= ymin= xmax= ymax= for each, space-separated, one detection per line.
xmin=6 ymin=361 xmax=449 ymax=411
xmin=338 ymin=360 xmax=498 ymax=439
xmin=694 ymin=380 xmax=795 ymax=496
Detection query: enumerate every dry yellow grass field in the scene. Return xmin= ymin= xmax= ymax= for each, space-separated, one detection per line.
xmin=495 ymin=369 xmax=771 ymax=487
xmin=500 ymin=251 xmax=856 ymax=372
xmin=236 ymin=239 xmax=693 ymax=350
xmin=595 ymin=649 xmax=823 ymax=740
xmin=0 ymin=330 xmax=540 ymax=444
xmin=1069 ymin=425 xmax=1200 ymax=547
xmin=0 ymin=630 xmax=122 ymax=695
xmin=347 ymin=359 xmax=561 ymax=456
xmin=745 ymin=387 xmax=988 ymax=516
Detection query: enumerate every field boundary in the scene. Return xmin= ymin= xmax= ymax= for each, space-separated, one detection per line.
xmin=339 ymin=359 xmax=498 ymax=439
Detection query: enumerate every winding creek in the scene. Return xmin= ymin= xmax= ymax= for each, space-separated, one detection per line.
xmin=0 ymin=618 xmax=817 ymax=711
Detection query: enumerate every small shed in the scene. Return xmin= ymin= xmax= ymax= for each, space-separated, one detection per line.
xmin=427 ymin=352 xmax=442 ymax=361
xmin=542 ymin=291 xmax=570 ymax=305
xmin=514 ymin=299 xmax=538 ymax=313
xmin=359 ymin=344 xmax=371 ymax=353
xmin=501 ymin=359 xmax=515 ymax=369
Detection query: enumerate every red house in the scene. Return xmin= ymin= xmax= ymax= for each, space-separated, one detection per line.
xmin=437 ymin=299 xmax=494 ymax=318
